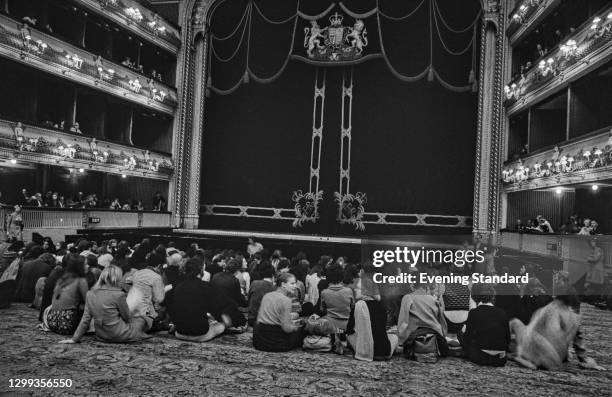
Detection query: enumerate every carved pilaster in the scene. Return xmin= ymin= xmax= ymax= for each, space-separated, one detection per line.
xmin=173 ymin=0 xmax=212 ymax=229
xmin=473 ymin=0 xmax=506 ymax=241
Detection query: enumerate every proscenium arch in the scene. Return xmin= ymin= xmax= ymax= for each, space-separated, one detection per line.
xmin=174 ymin=0 xmax=506 ymax=236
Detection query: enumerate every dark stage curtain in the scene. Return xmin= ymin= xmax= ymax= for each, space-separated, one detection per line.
xmin=201 ymin=0 xmax=480 ymax=235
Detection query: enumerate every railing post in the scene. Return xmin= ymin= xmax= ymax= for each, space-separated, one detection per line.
xmin=82 ymin=210 xmax=89 ymax=229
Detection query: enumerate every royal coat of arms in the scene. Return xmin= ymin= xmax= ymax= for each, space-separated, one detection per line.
xmin=304 ymin=13 xmax=368 ymax=62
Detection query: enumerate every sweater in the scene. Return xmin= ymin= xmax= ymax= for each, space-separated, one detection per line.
xmin=463 ymin=304 xmax=510 ymax=351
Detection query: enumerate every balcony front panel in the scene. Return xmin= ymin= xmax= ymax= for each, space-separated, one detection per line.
xmin=0 ymin=14 xmax=177 ymax=115
xmin=504 ymin=7 xmax=612 ymax=116
xmin=0 ymin=119 xmax=173 ymax=181
xmin=502 ymin=127 xmax=612 ymax=192
xmin=507 ymin=0 xmax=562 ymax=46
xmin=71 ymin=0 xmax=180 ymax=53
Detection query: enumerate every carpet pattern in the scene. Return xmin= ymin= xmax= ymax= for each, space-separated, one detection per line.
xmin=1 ymin=303 xmax=611 ymax=396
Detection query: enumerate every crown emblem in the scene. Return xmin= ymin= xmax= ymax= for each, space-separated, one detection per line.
xmin=329 ymin=12 xmax=343 ymax=26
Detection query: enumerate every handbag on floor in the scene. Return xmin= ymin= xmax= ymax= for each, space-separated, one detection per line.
xmin=303 ymin=335 xmax=332 ymax=352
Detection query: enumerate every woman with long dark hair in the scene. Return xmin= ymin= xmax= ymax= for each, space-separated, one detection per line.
xmin=46 ymin=254 xmax=88 ymax=335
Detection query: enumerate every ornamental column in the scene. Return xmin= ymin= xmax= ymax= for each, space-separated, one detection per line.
xmin=172 ymin=0 xmax=212 ymax=229
xmin=472 ymin=0 xmax=506 ymax=241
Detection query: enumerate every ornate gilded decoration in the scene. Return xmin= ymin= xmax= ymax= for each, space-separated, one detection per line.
xmin=292 ymin=190 xmax=324 ymax=228
xmin=334 ymin=191 xmax=367 ymax=231
xmin=303 ymin=13 xmax=368 ymax=62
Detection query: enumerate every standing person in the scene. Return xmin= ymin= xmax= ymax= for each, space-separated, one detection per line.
xmin=7 ymin=205 xmax=23 ymax=241
xmin=253 ymin=273 xmax=305 ymax=352
xmin=584 ymin=238 xmax=605 ymax=301
xmin=59 ymin=265 xmax=151 ymax=344
xmin=152 ymin=192 xmax=166 ymax=211
xmin=246 ymin=237 xmax=263 ymax=258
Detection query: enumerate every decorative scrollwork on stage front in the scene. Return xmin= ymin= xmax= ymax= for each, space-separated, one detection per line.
xmin=304 ymin=13 xmax=368 ymax=62
xmin=292 ymin=189 xmax=323 ymax=228
xmin=334 ymin=191 xmax=366 ymax=231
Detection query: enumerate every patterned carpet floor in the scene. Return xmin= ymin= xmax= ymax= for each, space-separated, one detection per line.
xmin=1 ymin=303 xmax=611 ymax=396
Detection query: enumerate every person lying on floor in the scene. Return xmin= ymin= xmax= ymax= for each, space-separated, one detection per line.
xmin=253 ymin=272 xmax=305 ymax=352
xmin=345 ymin=290 xmax=398 ymax=361
xmin=458 ymin=284 xmax=510 ymax=367
xmin=59 ymin=265 xmax=151 ymax=344
xmin=165 ymin=258 xmax=243 ymax=342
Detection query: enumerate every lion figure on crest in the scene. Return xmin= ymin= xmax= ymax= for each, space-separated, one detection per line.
xmin=304 ymin=21 xmax=326 ymax=57
xmin=345 ymin=20 xmax=368 ymax=55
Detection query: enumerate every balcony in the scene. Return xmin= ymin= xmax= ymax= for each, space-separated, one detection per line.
xmin=0 ymin=206 xmax=173 ymax=232
xmin=507 ymin=0 xmax=562 ymax=46
xmin=70 ymin=0 xmax=180 ymax=54
xmin=0 ymin=14 xmax=177 ymax=115
xmin=502 ymin=126 xmax=612 ymax=192
xmin=0 ymin=119 xmax=173 ymax=180
xmin=504 ymin=6 xmax=612 ymax=116
xmin=501 ymin=231 xmax=612 ymax=284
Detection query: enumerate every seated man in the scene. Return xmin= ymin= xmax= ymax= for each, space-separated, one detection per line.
xmin=253 ymin=273 xmax=305 ymax=352
xmin=166 ymin=258 xmax=241 ymax=342
xmin=247 ymin=261 xmax=275 ymax=326
xmin=458 ymin=284 xmax=510 ymax=366
xmin=211 ymin=259 xmax=247 ymax=308
xmin=126 ymin=262 xmax=165 ymax=331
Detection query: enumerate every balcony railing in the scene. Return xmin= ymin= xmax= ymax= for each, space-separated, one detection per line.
xmin=507 ymin=0 xmax=562 ymax=45
xmin=502 ymin=126 xmax=612 ymax=192
xmin=71 ymin=0 xmax=180 ymax=53
xmin=0 ymin=119 xmax=173 ymax=180
xmin=0 ymin=14 xmax=178 ymax=115
xmin=501 ymin=231 xmax=612 ymax=284
xmin=0 ymin=206 xmax=173 ymax=231
xmin=504 ymin=6 xmax=612 ymax=115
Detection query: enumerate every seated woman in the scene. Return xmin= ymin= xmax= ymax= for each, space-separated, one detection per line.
xmin=458 ymin=284 xmax=510 ymax=366
xmin=46 ymin=255 xmax=89 ymax=335
xmin=441 ymin=267 xmax=473 ymax=334
xmin=319 ymin=263 xmax=355 ymax=331
xmin=346 ymin=291 xmax=398 ymax=361
xmin=397 ymin=280 xmax=448 ymax=356
xmin=59 ymin=265 xmax=150 ymax=344
xmin=166 ymin=258 xmax=242 ymax=342
xmin=253 ymin=273 xmax=305 ymax=352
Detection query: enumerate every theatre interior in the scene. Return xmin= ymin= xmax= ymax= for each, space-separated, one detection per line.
xmin=0 ymin=0 xmax=611 ymax=285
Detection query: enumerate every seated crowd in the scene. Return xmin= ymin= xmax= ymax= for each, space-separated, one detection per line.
xmin=0 ymin=234 xmax=606 ymax=370
xmin=515 ymin=214 xmax=601 ymax=235
xmin=2 ymin=188 xmax=167 ymax=211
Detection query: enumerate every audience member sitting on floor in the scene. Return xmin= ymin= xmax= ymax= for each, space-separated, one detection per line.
xmin=39 ymin=254 xmax=68 ymax=321
xmin=45 ymin=254 xmax=88 ymax=335
xmin=15 ymin=252 xmax=55 ymax=303
xmin=253 ymin=273 xmax=305 ymax=352
xmin=211 ymin=258 xmax=247 ymax=308
xmin=126 ymin=259 xmax=165 ymax=332
xmin=319 ymin=263 xmax=355 ymax=332
xmin=247 ymin=261 xmax=275 ymax=326
xmin=458 ymin=284 xmax=510 ymax=367
xmin=345 ymin=289 xmax=398 ymax=361
xmin=441 ymin=266 xmax=473 ymax=334
xmin=397 ymin=279 xmax=448 ymax=356
xmin=59 ymin=265 xmax=151 ymax=344
xmin=165 ymin=258 xmax=240 ymax=342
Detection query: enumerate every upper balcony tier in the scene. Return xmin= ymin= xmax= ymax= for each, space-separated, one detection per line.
xmin=0 ymin=14 xmax=177 ymax=115
xmin=504 ymin=7 xmax=612 ymax=116
xmin=507 ymin=0 xmax=562 ymax=46
xmin=0 ymin=119 xmax=173 ymax=181
xmin=70 ymin=0 xmax=180 ymax=54
xmin=504 ymin=6 xmax=612 ymax=116
xmin=502 ymin=126 xmax=612 ymax=193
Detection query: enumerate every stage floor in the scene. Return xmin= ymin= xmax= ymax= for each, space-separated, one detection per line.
xmin=1 ymin=303 xmax=611 ymax=396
